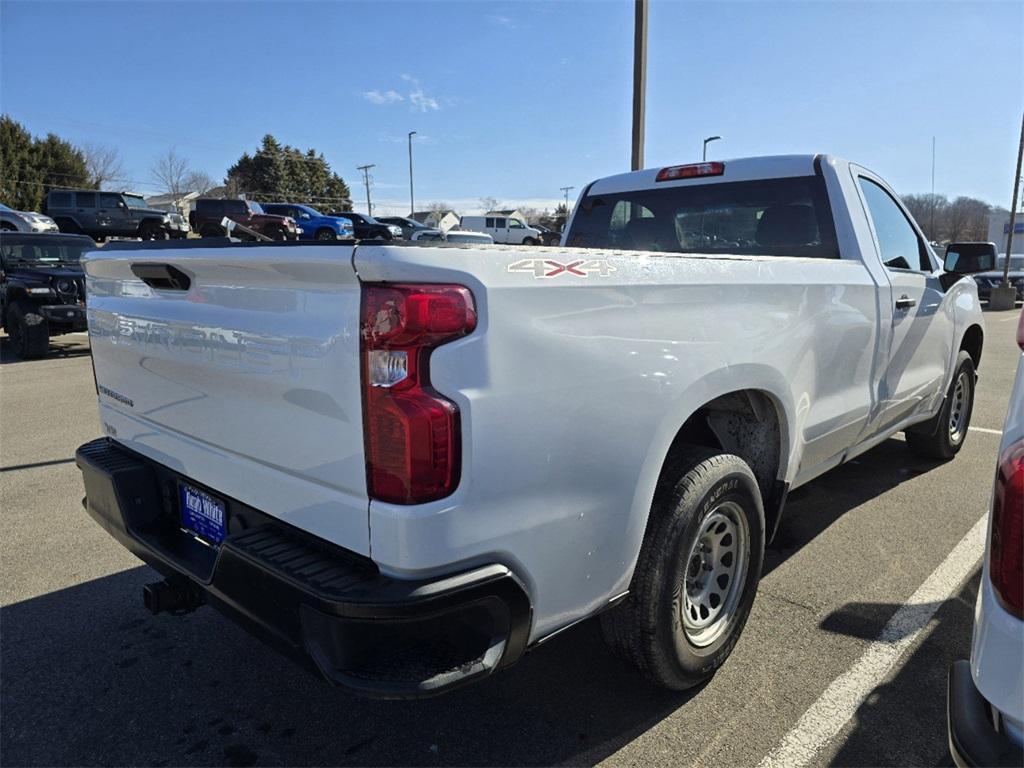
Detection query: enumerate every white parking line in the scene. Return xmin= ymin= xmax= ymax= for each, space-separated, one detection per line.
xmin=757 ymin=513 xmax=988 ymax=768
xmin=969 ymin=426 xmax=1003 ymax=435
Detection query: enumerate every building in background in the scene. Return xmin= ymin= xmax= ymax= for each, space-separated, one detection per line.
xmin=988 ymin=211 xmax=1024 ymax=254
xmin=411 ymin=209 xmax=460 ymax=231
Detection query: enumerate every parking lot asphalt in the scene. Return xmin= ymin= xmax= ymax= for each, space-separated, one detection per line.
xmin=1 ymin=309 xmax=1021 ymax=768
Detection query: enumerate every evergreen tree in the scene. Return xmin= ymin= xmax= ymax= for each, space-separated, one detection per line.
xmin=0 ymin=116 xmax=89 ymax=211
xmin=224 ymin=134 xmax=350 ymax=209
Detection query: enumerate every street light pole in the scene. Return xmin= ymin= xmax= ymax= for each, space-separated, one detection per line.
xmin=703 ymin=136 xmax=721 ymax=162
xmin=631 ymin=0 xmax=648 ymax=171
xmin=408 ymin=131 xmax=417 ymax=216
xmin=356 ymin=164 xmax=375 ymax=215
xmin=560 ymin=186 xmax=574 ymax=213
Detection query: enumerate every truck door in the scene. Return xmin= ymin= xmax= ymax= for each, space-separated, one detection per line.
xmin=98 ymin=193 xmax=130 ymax=236
xmin=74 ymin=191 xmax=98 ymax=233
xmin=856 ymin=174 xmax=953 ymax=431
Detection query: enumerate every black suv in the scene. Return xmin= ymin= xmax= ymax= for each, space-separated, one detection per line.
xmin=1 ymin=232 xmax=94 ymax=358
xmin=46 ymin=189 xmax=169 ymax=241
xmin=326 ymin=211 xmax=400 ymax=240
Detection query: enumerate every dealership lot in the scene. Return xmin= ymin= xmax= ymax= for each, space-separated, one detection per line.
xmin=1 ymin=310 xmax=1020 ymax=767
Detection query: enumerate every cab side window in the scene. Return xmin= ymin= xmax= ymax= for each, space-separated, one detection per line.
xmin=75 ymin=192 xmax=97 ymax=209
xmin=485 ymin=217 xmax=495 ymax=228
xmin=858 ymin=178 xmax=931 ymax=272
xmin=494 ymin=218 xmax=507 ymax=228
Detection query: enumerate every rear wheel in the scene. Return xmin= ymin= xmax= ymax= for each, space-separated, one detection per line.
xmin=600 ymin=447 xmax=765 ymax=690
xmin=200 ymin=224 xmax=224 ymax=238
xmin=905 ymin=350 xmax=975 ymax=460
xmin=0 ymin=222 xmax=17 ymax=231
xmin=266 ymin=225 xmax=285 ymax=241
xmin=5 ymin=300 xmax=50 ymax=359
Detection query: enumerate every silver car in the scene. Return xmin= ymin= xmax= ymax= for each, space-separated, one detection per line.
xmin=0 ymin=203 xmax=60 ymax=233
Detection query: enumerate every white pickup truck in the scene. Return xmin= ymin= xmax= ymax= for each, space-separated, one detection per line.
xmin=76 ymin=155 xmax=993 ymax=698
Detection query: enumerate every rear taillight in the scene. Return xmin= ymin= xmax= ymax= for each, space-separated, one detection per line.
xmin=360 ymin=284 xmax=476 ymax=504
xmin=990 ymin=440 xmax=1024 ymax=618
xmin=656 ymin=162 xmax=725 ymax=182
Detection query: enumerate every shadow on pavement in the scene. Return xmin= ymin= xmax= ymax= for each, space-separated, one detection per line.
xmin=0 ymin=438 xmax=952 ymax=767
xmin=820 ymin=573 xmax=980 ymax=767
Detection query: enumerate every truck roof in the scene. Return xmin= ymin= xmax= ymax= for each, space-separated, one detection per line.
xmin=588 ymin=154 xmax=834 ymax=195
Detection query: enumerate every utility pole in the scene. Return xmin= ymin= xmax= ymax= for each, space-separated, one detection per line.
xmin=930 ymin=136 xmax=936 ymax=238
xmin=991 ymin=112 xmax=1024 ymax=311
xmin=560 ymin=186 xmax=574 ymax=212
xmin=357 ymin=164 xmax=375 ymax=215
xmin=631 ymin=0 xmax=648 ymax=171
xmin=408 ymin=131 xmax=417 ymax=216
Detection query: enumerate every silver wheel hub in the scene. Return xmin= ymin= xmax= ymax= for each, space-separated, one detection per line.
xmin=682 ymin=501 xmax=749 ymax=647
xmin=949 ymin=372 xmax=968 ymax=444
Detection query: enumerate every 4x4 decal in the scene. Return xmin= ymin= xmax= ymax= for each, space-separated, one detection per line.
xmin=507 ymin=258 xmax=616 ymax=279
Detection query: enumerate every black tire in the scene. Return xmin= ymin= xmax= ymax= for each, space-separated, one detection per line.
xmin=905 ymin=350 xmax=975 ymax=460
xmin=140 ymin=221 xmax=166 ymax=241
xmin=57 ymin=218 xmax=83 ymax=235
xmin=524 ymin=237 xmax=539 ymax=246
xmin=266 ymin=226 xmax=285 ymax=241
xmin=315 ymin=228 xmax=336 ymax=241
xmin=0 ymin=222 xmax=17 ymax=231
xmin=5 ymin=300 xmax=50 ymax=359
xmin=200 ymin=224 xmax=224 ymax=238
xmin=600 ymin=447 xmax=765 ymax=690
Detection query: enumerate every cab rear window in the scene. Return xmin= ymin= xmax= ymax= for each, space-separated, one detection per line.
xmin=567 ymin=176 xmax=838 ymax=259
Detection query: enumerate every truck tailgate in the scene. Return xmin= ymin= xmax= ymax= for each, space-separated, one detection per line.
xmin=83 ymin=243 xmax=369 ymax=553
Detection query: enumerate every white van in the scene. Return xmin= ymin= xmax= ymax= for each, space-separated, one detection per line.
xmin=460 ymin=215 xmax=542 ymax=245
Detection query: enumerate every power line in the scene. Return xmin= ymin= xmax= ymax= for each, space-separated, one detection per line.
xmin=357 ymin=164 xmax=376 ymax=215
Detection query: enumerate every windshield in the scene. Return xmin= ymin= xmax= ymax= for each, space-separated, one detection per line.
xmin=248 ymin=202 xmax=265 ymax=214
xmin=300 ymin=205 xmax=323 ymax=217
xmin=124 ymin=196 xmax=149 ymax=209
xmin=1 ymin=237 xmax=91 ymax=266
xmin=567 ymin=176 xmax=839 ymax=258
xmin=0 ymin=203 xmax=12 ymax=213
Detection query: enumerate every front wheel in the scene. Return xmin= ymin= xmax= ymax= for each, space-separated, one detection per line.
xmin=905 ymin=350 xmax=975 ymax=460
xmin=315 ymin=228 xmax=336 ymax=241
xmin=523 ymin=237 xmax=539 ymax=246
xmin=600 ymin=448 xmax=765 ymax=690
xmin=5 ymin=301 xmax=50 ymax=359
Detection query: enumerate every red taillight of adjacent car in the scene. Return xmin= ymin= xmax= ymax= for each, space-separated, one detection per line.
xmin=990 ymin=440 xmax=1024 ymax=618
xmin=360 ymin=283 xmax=477 ymax=504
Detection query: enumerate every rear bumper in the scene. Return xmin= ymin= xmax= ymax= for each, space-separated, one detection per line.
xmin=948 ymin=660 xmax=1024 ymax=767
xmin=75 ymin=437 xmax=532 ymax=698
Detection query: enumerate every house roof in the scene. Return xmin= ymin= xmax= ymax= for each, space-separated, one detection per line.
xmin=411 ymin=210 xmax=457 ymax=223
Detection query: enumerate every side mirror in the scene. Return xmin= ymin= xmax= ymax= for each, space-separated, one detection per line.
xmin=300 ymin=213 xmax=311 ymax=220
xmin=944 ymin=243 xmax=996 ymax=275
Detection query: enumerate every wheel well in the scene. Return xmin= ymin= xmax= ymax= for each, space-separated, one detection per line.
xmin=660 ymin=389 xmax=786 ymax=536
xmin=960 ymin=324 xmax=983 ymax=369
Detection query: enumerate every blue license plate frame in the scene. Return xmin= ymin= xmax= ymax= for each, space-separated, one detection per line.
xmin=178 ymin=482 xmax=227 ymax=545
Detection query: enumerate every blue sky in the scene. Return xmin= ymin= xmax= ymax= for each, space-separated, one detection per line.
xmin=1 ymin=0 xmax=1021 ymax=216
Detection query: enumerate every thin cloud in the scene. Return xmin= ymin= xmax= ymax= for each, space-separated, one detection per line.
xmin=409 ymin=90 xmax=440 ymax=113
xmin=487 ymin=14 xmax=514 ymax=28
xmin=362 ymin=89 xmax=404 ymax=105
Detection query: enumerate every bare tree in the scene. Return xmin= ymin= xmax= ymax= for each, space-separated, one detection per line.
xmin=82 ymin=142 xmax=126 ymax=190
xmin=183 ymin=170 xmax=216 ymax=195
xmin=479 ymin=196 xmax=502 ymax=214
xmin=427 ymin=200 xmax=452 ymax=217
xmin=151 ymin=148 xmax=191 ymax=198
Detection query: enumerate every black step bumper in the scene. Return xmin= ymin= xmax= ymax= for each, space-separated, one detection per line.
xmin=75 ymin=437 xmax=532 ymax=698
xmin=948 ymin=660 xmax=1024 ymax=767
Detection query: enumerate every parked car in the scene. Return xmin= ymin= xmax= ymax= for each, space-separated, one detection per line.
xmin=460 ymin=214 xmax=542 ymax=245
xmin=409 ymin=228 xmax=493 ymax=244
xmin=327 ymin=211 xmax=401 ymax=240
xmin=0 ymin=202 xmax=59 ymax=233
xmin=532 ymin=222 xmax=562 ymax=246
xmin=0 ymin=232 xmax=94 ymax=358
xmin=971 ymin=253 xmax=1024 ymax=303
xmin=46 ymin=189 xmax=169 ymax=241
xmin=76 ymin=155 xmax=990 ymax=698
xmin=261 ymin=203 xmax=354 ymax=241
xmin=189 ymin=199 xmax=299 ymax=241
xmin=948 ymin=309 xmax=1024 ymax=768
xmin=164 ymin=211 xmax=190 ymax=239
xmin=377 ymin=216 xmax=441 ymax=241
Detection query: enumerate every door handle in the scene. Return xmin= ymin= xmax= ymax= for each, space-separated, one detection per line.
xmin=895 ymin=295 xmax=916 ymax=310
